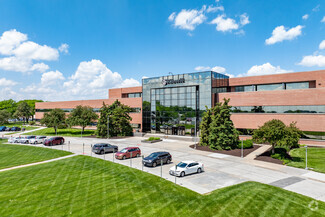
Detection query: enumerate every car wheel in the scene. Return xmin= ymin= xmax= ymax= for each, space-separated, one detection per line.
xmin=152 ymin=162 xmax=157 ymax=167
xmin=197 ymin=168 xmax=202 ymax=173
xmin=180 ymin=171 xmax=185 ymax=177
xmin=123 ymin=155 xmax=126 ymax=160
xmin=60 ymin=140 xmax=63 ymax=145
xmin=100 ymin=150 xmax=104 ymax=155
xmin=50 ymin=142 xmax=53 ymax=146
xmin=166 ymin=159 xmax=171 ymax=164
xmin=136 ymin=153 xmax=140 ymax=158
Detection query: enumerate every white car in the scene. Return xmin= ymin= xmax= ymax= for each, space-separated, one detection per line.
xmin=8 ymin=137 xmax=22 ymax=143
xmin=20 ymin=136 xmax=36 ymax=144
xmin=169 ymin=161 xmax=204 ymax=177
xmin=29 ymin=136 xmax=47 ymax=144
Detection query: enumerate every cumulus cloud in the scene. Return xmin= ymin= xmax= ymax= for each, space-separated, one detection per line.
xmin=41 ymin=70 xmax=64 ymax=86
xmin=302 ymin=14 xmax=309 ymax=20
xmin=319 ymin=40 xmax=325 ymax=50
xmin=322 ymin=16 xmax=325 ymax=23
xmin=206 ymin=5 xmax=224 ymax=13
xmin=265 ymin=25 xmax=304 ymax=45
xmin=58 ymin=43 xmax=69 ymax=54
xmin=240 ymin=13 xmax=250 ymax=26
xmin=0 ymin=29 xmax=62 ymax=73
xmin=0 ymin=87 xmax=22 ymax=101
xmin=241 ymin=63 xmax=292 ymax=77
xmin=0 ymin=77 xmax=17 ymax=86
xmin=194 ymin=65 xmax=234 ymax=77
xmin=168 ymin=7 xmax=207 ymax=31
xmin=194 ymin=66 xmax=211 ymax=71
xmin=298 ymin=55 xmax=325 ymax=67
xmin=210 ymin=14 xmax=239 ymax=32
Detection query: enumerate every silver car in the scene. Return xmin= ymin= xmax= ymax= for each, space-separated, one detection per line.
xmin=29 ymin=136 xmax=47 ymax=144
xmin=20 ymin=136 xmax=36 ymax=144
xmin=92 ymin=143 xmax=118 ymax=154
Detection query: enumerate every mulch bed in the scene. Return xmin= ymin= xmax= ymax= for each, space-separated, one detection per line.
xmin=189 ymin=144 xmax=261 ymax=157
xmin=254 ymin=149 xmax=288 ymax=165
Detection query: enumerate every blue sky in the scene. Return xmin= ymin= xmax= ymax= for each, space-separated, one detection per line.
xmin=0 ymin=0 xmax=325 ymax=101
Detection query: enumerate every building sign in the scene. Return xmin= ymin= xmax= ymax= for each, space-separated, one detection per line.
xmin=162 ymin=78 xmax=185 ymax=86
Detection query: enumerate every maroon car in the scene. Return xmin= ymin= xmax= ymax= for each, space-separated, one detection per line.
xmin=44 ymin=137 xmax=64 ymax=146
xmin=115 ymin=147 xmax=141 ymax=160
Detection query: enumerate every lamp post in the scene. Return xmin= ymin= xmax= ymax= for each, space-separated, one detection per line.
xmin=194 ymin=118 xmax=197 ymax=149
xmin=305 ymin=145 xmax=308 ymax=170
xmin=107 ymin=115 xmax=109 ymax=139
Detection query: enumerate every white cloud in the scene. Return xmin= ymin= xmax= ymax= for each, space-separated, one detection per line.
xmin=242 ymin=63 xmax=291 ymax=76
xmin=63 ymin=59 xmax=140 ymax=99
xmin=206 ymin=5 xmax=224 ymax=13
xmin=0 ymin=87 xmax=22 ymax=101
xmin=302 ymin=14 xmax=309 ymax=20
xmin=0 ymin=29 xmax=63 ymax=73
xmin=265 ymin=25 xmax=304 ymax=45
xmin=319 ymin=40 xmax=325 ymax=50
xmin=240 ymin=13 xmax=250 ymax=26
xmin=211 ymin=66 xmax=226 ymax=73
xmin=313 ymin=5 xmax=320 ymax=12
xmin=168 ymin=7 xmax=206 ymax=31
xmin=298 ymin=55 xmax=325 ymax=67
xmin=210 ymin=14 xmax=239 ymax=32
xmin=41 ymin=70 xmax=64 ymax=86
xmin=194 ymin=65 xmax=234 ymax=77
xmin=58 ymin=43 xmax=69 ymax=54
xmin=322 ymin=16 xmax=325 ymax=23
xmin=0 ymin=29 xmax=27 ymax=55
xmin=194 ymin=66 xmax=211 ymax=71
xmin=0 ymin=78 xmax=17 ymax=86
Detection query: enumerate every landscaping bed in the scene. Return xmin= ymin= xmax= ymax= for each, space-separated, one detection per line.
xmin=189 ymin=144 xmax=261 ymax=157
xmin=141 ymin=137 xmax=162 ymax=143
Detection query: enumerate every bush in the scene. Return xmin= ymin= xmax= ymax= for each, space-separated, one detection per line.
xmin=237 ymin=139 xmax=253 ymax=149
xmin=148 ymin=137 xmax=160 ymax=141
xmin=29 ymin=121 xmax=36 ymax=125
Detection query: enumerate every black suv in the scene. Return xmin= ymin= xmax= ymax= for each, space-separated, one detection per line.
xmin=142 ymin=152 xmax=172 ymax=167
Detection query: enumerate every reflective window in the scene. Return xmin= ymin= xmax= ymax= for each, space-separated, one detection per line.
xmin=286 ymin=82 xmax=309 ymax=90
xmin=234 ymin=85 xmax=255 ymax=92
xmin=257 ymin=83 xmax=283 ymax=91
xmin=231 ymin=105 xmax=325 ymax=114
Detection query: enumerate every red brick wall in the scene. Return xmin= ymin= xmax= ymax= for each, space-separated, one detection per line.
xmin=109 ymin=86 xmax=142 ymax=98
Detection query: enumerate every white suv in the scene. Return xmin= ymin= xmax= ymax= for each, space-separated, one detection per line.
xmin=8 ymin=137 xmax=21 ymax=143
xmin=169 ymin=161 xmax=204 ymax=177
xmin=29 ymin=136 xmax=47 ymax=144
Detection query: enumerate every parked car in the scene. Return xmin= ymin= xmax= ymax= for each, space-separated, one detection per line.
xmin=5 ymin=127 xmax=10 ymax=131
xmin=44 ymin=137 xmax=65 ymax=146
xmin=10 ymin=127 xmax=21 ymax=131
xmin=20 ymin=136 xmax=36 ymax=144
xmin=169 ymin=161 xmax=204 ymax=177
xmin=8 ymin=137 xmax=22 ymax=143
xmin=92 ymin=143 xmax=118 ymax=154
xmin=142 ymin=152 xmax=172 ymax=167
xmin=115 ymin=147 xmax=141 ymax=160
xmin=0 ymin=126 xmax=6 ymax=131
xmin=29 ymin=136 xmax=47 ymax=144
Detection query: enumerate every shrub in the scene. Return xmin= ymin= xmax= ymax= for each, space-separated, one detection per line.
xmin=148 ymin=137 xmax=160 ymax=141
xmin=29 ymin=121 xmax=36 ymax=125
xmin=237 ymin=139 xmax=253 ymax=149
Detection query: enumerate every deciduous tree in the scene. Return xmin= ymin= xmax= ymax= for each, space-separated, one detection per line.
xmin=14 ymin=101 xmax=33 ymax=123
xmin=40 ymin=108 xmax=66 ymax=134
xmin=66 ymin=105 xmax=98 ymax=132
xmin=0 ymin=110 xmax=11 ymax=124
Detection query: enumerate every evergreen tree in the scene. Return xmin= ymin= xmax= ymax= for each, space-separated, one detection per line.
xmin=208 ymin=98 xmax=239 ymax=150
xmin=199 ymin=106 xmax=212 ymax=146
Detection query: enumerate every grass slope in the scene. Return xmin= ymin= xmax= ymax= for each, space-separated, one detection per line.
xmin=0 ymin=155 xmax=324 ymax=217
xmin=288 ymin=147 xmax=325 ymax=173
xmin=0 ymin=140 xmax=72 ymax=169
xmin=23 ymin=127 xmax=96 ymax=137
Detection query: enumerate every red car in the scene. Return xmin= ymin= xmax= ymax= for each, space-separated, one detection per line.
xmin=115 ymin=147 xmax=141 ymax=160
xmin=44 ymin=137 xmax=64 ymax=146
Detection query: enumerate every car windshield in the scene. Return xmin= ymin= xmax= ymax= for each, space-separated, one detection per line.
xmin=148 ymin=153 xmax=159 ymax=158
xmin=120 ymin=149 xmax=128 ymax=153
xmin=94 ymin=144 xmax=102 ymax=147
xmin=177 ymin=162 xmax=188 ymax=168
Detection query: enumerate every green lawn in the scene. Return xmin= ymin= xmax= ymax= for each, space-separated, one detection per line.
xmin=1 ymin=122 xmax=39 ymax=132
xmin=23 ymin=127 xmax=96 ymax=137
xmin=0 ymin=139 xmax=72 ymax=169
xmin=0 ymin=155 xmax=324 ymax=216
xmin=287 ymin=147 xmax=325 ymax=173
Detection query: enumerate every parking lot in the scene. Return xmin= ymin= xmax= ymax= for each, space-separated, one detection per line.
xmin=4 ymin=134 xmax=325 ymax=202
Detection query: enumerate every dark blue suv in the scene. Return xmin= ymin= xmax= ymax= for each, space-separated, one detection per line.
xmin=0 ymin=126 xmax=6 ymax=131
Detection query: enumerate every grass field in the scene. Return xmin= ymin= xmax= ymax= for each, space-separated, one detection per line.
xmin=23 ymin=127 xmax=96 ymax=137
xmin=287 ymin=147 xmax=325 ymax=173
xmin=0 ymin=139 xmax=72 ymax=169
xmin=0 ymin=155 xmax=324 ymax=217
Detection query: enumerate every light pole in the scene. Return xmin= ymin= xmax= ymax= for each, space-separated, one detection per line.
xmin=194 ymin=118 xmax=197 ymax=149
xmin=305 ymin=145 xmax=308 ymax=170
xmin=241 ymin=139 xmax=244 ymax=158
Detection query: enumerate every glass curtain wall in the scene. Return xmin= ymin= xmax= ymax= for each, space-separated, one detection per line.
xmin=142 ymin=71 xmax=217 ymax=133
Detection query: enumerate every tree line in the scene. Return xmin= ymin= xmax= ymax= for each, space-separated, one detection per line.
xmin=41 ymin=100 xmax=134 ymax=137
xmin=0 ymin=99 xmax=43 ymax=124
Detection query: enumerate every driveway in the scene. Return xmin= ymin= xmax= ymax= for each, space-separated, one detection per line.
xmin=4 ymin=135 xmax=325 ymax=202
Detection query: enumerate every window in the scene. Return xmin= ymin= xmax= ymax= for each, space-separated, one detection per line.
xmin=286 ymin=82 xmax=309 ymax=90
xmin=257 ymin=83 xmax=283 ymax=91
xmin=128 ymin=92 xmax=142 ymax=98
xmin=231 ymin=105 xmax=325 ymax=114
xmin=234 ymin=85 xmax=255 ymax=92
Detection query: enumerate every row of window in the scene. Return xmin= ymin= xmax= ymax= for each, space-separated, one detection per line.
xmin=231 ymin=105 xmax=325 ymax=114
xmin=36 ymin=108 xmax=142 ymax=113
xmin=234 ymin=82 xmax=310 ymax=92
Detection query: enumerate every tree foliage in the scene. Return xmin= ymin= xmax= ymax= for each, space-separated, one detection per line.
xmin=252 ymin=119 xmax=302 ymax=153
xmin=14 ymin=101 xmax=33 ymax=123
xmin=199 ymin=98 xmax=239 ymax=150
xmin=66 ymin=105 xmax=98 ymax=132
xmin=96 ymin=100 xmax=133 ymax=137
xmin=0 ymin=110 xmax=11 ymax=124
xmin=40 ymin=108 xmax=66 ymax=134
xmin=0 ymin=99 xmax=43 ymax=120
xmin=199 ymin=106 xmax=212 ymax=146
